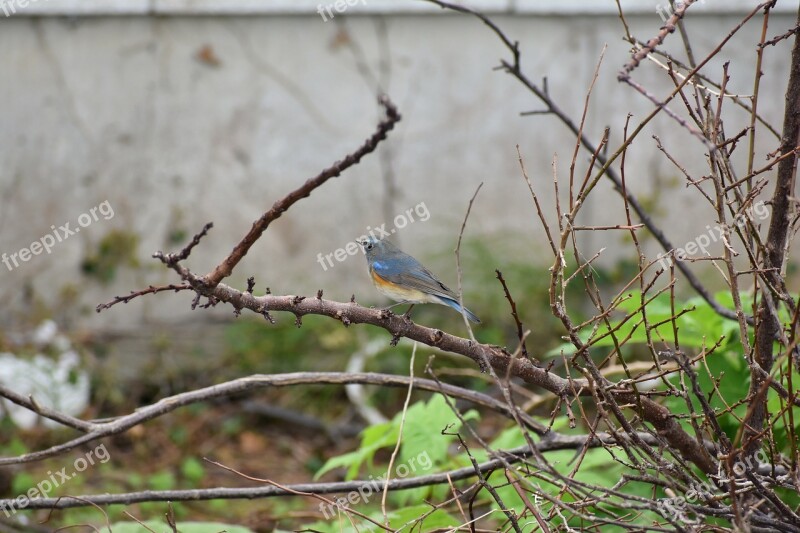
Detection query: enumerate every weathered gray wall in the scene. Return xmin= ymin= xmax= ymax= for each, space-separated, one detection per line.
xmin=0 ymin=6 xmax=795 ymax=329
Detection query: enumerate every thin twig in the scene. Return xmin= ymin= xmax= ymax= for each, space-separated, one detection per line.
xmin=381 ymin=343 xmax=416 ymax=523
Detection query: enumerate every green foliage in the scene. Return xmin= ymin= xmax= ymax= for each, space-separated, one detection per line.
xmin=102 ymin=522 xmax=254 ymax=533
xmin=455 ymin=237 xmax=583 ymax=353
xmin=170 ymin=425 xmax=189 ymax=446
xmin=180 ymin=457 xmax=206 ymax=486
xmin=80 ymin=229 xmax=140 ymax=283
xmin=316 ymin=394 xmax=478 ymax=481
xmin=3 ymin=437 xmax=28 ymax=457
xmin=307 ymin=505 xmax=459 ymax=532
xmin=224 ymin=317 xmax=353 ymax=375
xmin=221 ymin=415 xmax=244 ymax=436
xmin=461 ymin=424 xmax=610 ymax=511
xmin=165 ymin=206 xmax=189 ymax=245
xmin=148 ymin=470 xmax=177 ymax=491
xmin=127 ymin=472 xmax=144 ymax=488
xmin=551 ymin=288 xmax=800 ymax=454
xmin=311 ymin=395 xmax=478 ymax=530
xmin=315 ymin=420 xmax=398 ymax=480
xmin=545 ymin=289 xmax=784 ymax=445
xmin=524 ymin=287 xmax=800 ymax=525
xmin=548 ymin=289 xmax=795 ymax=357
xmin=548 ymin=290 xmax=745 ymax=355
xmin=11 ymin=472 xmax=35 ymax=496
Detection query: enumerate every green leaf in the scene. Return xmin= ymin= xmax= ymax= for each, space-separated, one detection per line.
xmin=147 ymin=470 xmax=176 ymax=491
xmin=663 ymin=345 xmax=749 ymax=440
xmin=548 ymin=290 xmax=752 ymax=355
xmin=490 ymin=425 xmax=530 ymax=449
xmin=11 ymin=472 xmax=35 ymax=496
xmin=482 ymin=447 xmax=629 ymax=521
xmin=467 ymin=425 xmax=531 ymax=464
xmin=5 ymin=438 xmax=27 ymax=457
xmin=367 ymin=504 xmax=460 ymax=531
xmin=181 ymin=457 xmax=206 ymax=485
xmin=102 ymin=522 xmax=254 ymax=533
xmin=316 ymin=394 xmax=478 ymax=484
xmin=315 ymin=421 xmax=398 ymax=480
xmin=308 ymin=505 xmax=458 ymax=532
xmin=399 ymin=394 xmax=479 ymax=472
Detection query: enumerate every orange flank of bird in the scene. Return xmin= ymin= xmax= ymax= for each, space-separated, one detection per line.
xmin=370 ymin=268 xmax=433 ymax=303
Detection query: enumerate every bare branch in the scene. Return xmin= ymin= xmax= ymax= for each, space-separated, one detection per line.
xmin=204 ymin=95 xmax=400 ymax=287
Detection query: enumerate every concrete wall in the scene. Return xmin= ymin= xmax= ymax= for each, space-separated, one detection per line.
xmin=0 ymin=2 xmax=795 ymax=329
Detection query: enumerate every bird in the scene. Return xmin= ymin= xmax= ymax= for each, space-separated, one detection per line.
xmin=358 ymin=236 xmax=480 ymax=323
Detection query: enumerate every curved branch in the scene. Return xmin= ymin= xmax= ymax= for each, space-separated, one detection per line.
xmin=204 ymin=95 xmax=400 ymax=287
xmin=153 ymin=271 xmax=718 ymax=474
xmin=0 ymin=386 xmax=95 ymax=433
xmin=0 ymin=437 xmax=659 ymax=511
xmin=0 ymin=372 xmax=556 ymax=466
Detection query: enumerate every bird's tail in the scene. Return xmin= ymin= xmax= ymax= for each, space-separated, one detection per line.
xmin=439 ymin=297 xmax=481 ymax=323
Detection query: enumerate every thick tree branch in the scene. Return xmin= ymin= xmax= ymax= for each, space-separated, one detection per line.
xmin=744 ymin=2 xmax=800 ymax=455
xmin=164 ymin=272 xmax=718 ymax=473
xmin=0 ymin=372 xmax=558 ymax=466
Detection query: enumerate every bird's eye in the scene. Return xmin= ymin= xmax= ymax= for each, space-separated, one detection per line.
xmin=366 ymin=243 xmax=373 ymax=250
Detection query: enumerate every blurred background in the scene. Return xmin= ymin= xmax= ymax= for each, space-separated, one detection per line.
xmin=0 ymin=0 xmax=797 ymax=529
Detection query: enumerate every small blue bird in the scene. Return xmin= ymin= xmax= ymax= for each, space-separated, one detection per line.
xmin=358 ymin=236 xmax=480 ymax=323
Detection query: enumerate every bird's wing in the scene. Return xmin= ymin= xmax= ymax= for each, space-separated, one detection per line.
xmin=372 ymin=254 xmax=458 ymax=302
